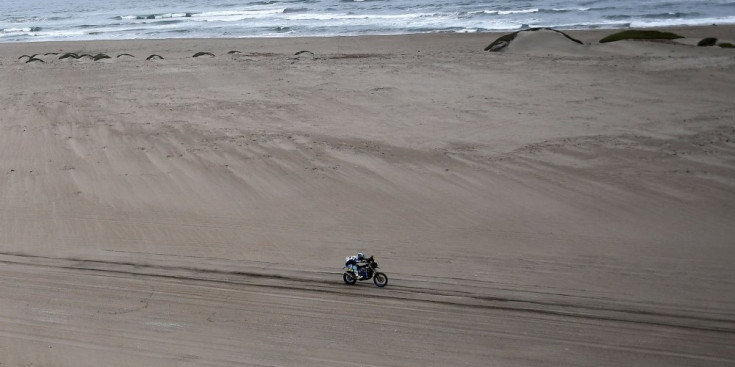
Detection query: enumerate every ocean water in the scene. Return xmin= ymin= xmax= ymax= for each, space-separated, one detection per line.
xmin=2 ymin=0 xmax=735 ymax=42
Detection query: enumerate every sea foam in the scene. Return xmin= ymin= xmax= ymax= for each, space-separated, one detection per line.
xmin=1 ymin=0 xmax=734 ymax=42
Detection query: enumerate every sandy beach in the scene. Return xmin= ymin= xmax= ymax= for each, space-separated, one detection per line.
xmin=1 ymin=26 xmax=735 ymax=366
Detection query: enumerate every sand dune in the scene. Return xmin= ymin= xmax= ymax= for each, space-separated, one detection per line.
xmin=1 ymin=27 xmax=735 ymax=366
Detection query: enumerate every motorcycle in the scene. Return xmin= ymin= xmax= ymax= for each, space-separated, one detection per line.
xmin=343 ymin=256 xmax=388 ymax=287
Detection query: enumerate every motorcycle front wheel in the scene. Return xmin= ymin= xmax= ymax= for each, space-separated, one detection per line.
xmin=373 ymin=272 xmax=388 ymax=287
xmin=343 ymin=272 xmax=357 ymax=285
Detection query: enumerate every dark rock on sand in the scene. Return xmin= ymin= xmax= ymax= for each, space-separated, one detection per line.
xmin=93 ymin=53 xmax=111 ymax=61
xmin=117 ymin=53 xmax=135 ymax=58
xmin=146 ymin=54 xmax=164 ymax=61
xmin=193 ymin=52 xmax=215 ymax=58
xmin=698 ymin=37 xmax=718 ymax=46
xmin=599 ymin=30 xmax=684 ymax=43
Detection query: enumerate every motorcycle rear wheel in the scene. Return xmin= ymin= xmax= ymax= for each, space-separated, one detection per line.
xmin=343 ymin=272 xmax=357 ymax=285
xmin=373 ymin=272 xmax=388 ymax=287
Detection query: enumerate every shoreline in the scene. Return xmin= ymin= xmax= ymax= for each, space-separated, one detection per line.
xmin=1 ymin=25 xmax=734 ymax=63
xmin=2 ymin=24 xmax=735 ymax=48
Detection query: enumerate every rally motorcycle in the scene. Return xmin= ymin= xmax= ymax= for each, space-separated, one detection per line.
xmin=343 ymin=256 xmax=388 ymax=287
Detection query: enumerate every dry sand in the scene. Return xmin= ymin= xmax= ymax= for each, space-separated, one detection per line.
xmin=1 ymin=26 xmax=734 ymax=366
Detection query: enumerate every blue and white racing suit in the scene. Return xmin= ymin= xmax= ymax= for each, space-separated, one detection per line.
xmin=345 ymin=255 xmax=362 ymax=277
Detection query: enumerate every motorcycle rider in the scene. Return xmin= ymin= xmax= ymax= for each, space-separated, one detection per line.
xmin=345 ymin=252 xmax=367 ymax=279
